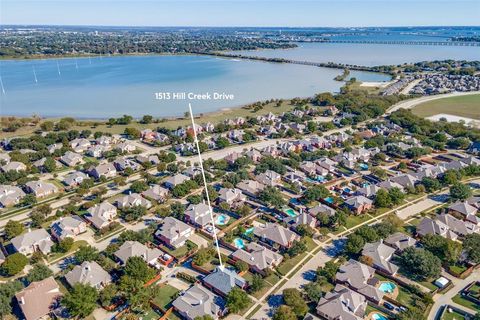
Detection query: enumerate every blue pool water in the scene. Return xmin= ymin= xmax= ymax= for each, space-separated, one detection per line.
xmin=359 ymin=163 xmax=369 ymax=170
xmin=372 ymin=313 xmax=388 ymax=320
xmin=343 ymin=187 xmax=352 ymax=193
xmin=378 ymin=282 xmax=397 ymax=293
xmin=324 ymin=197 xmax=334 ymax=204
xmin=233 ymin=238 xmax=245 ymax=249
xmin=244 ymin=227 xmax=254 ymax=236
xmin=284 ymin=208 xmax=297 ymax=217
xmin=215 ymin=214 xmax=229 ymax=226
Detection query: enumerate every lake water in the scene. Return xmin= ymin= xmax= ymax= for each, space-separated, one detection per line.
xmin=0 ymin=55 xmax=390 ymax=118
xmin=230 ymin=42 xmax=480 ymax=66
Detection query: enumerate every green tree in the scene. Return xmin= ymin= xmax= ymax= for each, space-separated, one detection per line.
xmin=259 ymin=186 xmax=286 ymax=209
xmin=463 ymin=233 xmax=480 ymax=263
xmin=303 ymin=185 xmax=330 ymax=203
xmin=272 ymin=305 xmax=297 ymax=320
xmin=234 ymin=260 xmax=249 ymax=273
xmin=283 ymin=288 xmax=308 ymax=317
xmin=374 ymin=189 xmax=392 ymax=208
xmin=249 ymin=274 xmax=265 ymax=293
xmin=449 ymin=183 xmax=472 ymax=201
xmin=388 ymin=187 xmax=405 ymax=205
xmin=303 ymin=281 xmax=323 ymax=302
xmin=124 ymin=256 xmax=156 ymax=283
xmin=130 ymin=180 xmax=149 ymax=193
xmin=0 ymin=281 xmax=24 ymax=318
xmin=62 ymin=283 xmax=99 ymax=318
xmin=345 ymin=234 xmax=365 ymax=255
xmin=226 ymin=287 xmax=251 ymax=313
xmin=399 ymin=247 xmax=441 ymax=280
xmin=99 ymin=284 xmax=118 ymax=308
xmin=124 ymin=127 xmax=141 ymax=139
xmin=4 ymin=220 xmax=24 ymax=240
xmin=75 ymin=245 xmax=100 ymax=264
xmin=26 ymin=263 xmax=53 ymax=283
xmin=1 ymin=253 xmax=28 ymax=276
xmin=317 ymin=261 xmax=339 ymax=283
xmin=141 ymin=115 xmax=153 ymax=124
xmin=57 ymin=237 xmax=74 ymax=253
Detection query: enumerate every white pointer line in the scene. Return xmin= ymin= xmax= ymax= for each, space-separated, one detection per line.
xmin=188 ymin=102 xmax=224 ymax=269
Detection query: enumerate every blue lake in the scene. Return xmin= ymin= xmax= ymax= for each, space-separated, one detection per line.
xmin=230 ymin=42 xmax=480 ymax=66
xmin=0 ymin=55 xmax=390 ymax=118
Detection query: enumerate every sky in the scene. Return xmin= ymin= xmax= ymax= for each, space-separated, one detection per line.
xmin=1 ymin=0 xmax=479 ymax=27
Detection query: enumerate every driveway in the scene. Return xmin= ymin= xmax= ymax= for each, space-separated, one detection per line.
xmin=429 ymin=269 xmax=480 ymax=319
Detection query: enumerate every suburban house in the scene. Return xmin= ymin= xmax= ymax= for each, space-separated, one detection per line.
xmin=184 ymin=166 xmax=202 ymax=178
xmin=115 ymin=142 xmax=136 ymax=153
xmin=448 ymin=201 xmax=480 ymax=224
xmin=437 ymin=213 xmax=478 ymax=237
xmin=113 ymin=157 xmax=141 ymax=171
xmin=255 ymin=170 xmax=281 ymax=187
xmin=308 ymin=204 xmax=336 ymax=217
xmin=62 ymin=171 xmax=89 ymax=188
xmin=356 ymin=185 xmax=381 ymax=198
xmin=284 ymin=211 xmax=317 ymax=229
xmin=218 ymin=187 xmax=246 ymax=205
xmin=164 ymin=174 xmax=190 ymax=189
xmin=114 ymin=241 xmax=163 ymax=269
xmin=172 ymin=284 xmax=223 ymax=320
xmin=32 ymin=158 xmax=62 ymax=172
xmin=70 ymin=138 xmax=91 ymax=152
xmin=24 ymin=181 xmax=58 ymax=198
xmin=155 ymin=217 xmax=194 ymax=249
xmin=184 ymin=203 xmax=212 ymax=229
xmin=343 ymin=196 xmax=373 ymax=214
xmin=65 ymin=261 xmax=112 ymax=289
xmin=416 ymin=217 xmax=459 ymax=240
xmin=136 ymin=154 xmax=161 ymax=165
xmin=141 ymin=184 xmax=169 ymax=202
xmin=316 ymin=285 xmax=366 ymax=320
xmin=115 ymin=193 xmax=152 ymax=209
xmin=88 ymin=163 xmax=117 ymax=180
xmin=231 ymin=242 xmax=283 ymax=274
xmin=335 ymin=259 xmax=384 ymax=304
xmin=384 ymin=232 xmax=417 ymax=252
xmin=1 ymin=161 xmax=27 ymax=173
xmin=60 ymin=151 xmax=84 ymax=167
xmin=236 ymin=180 xmax=265 ymax=198
xmin=50 ymin=216 xmax=87 ymax=240
xmin=85 ymin=201 xmax=118 ymax=229
xmin=11 ymin=228 xmax=54 ymax=255
xmin=87 ymin=145 xmax=110 ymax=158
xmin=202 ymin=267 xmax=247 ymax=296
xmin=361 ymin=241 xmax=399 ymax=276
xmin=253 ymin=223 xmax=300 ymax=250
xmin=15 ymin=277 xmax=62 ymax=320
xmin=0 ymin=185 xmax=26 ymax=207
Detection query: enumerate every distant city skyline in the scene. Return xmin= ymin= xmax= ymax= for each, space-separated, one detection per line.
xmin=1 ymin=0 xmax=479 ymax=27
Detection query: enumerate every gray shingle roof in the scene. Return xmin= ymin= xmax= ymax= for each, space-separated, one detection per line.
xmin=203 ymin=267 xmax=246 ymax=295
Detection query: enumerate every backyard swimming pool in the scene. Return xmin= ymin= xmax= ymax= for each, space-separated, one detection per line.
xmin=324 ymin=197 xmax=334 ymax=204
xmin=244 ymin=227 xmax=255 ymax=235
xmin=215 ymin=214 xmax=229 ymax=226
xmin=378 ymin=281 xmax=397 ymax=293
xmin=233 ymin=238 xmax=245 ymax=249
xmin=372 ymin=313 xmax=388 ymax=320
xmin=284 ymin=208 xmax=298 ymax=217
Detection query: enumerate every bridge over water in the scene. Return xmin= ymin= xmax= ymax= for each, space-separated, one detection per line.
xmin=315 ymin=39 xmax=480 ymax=46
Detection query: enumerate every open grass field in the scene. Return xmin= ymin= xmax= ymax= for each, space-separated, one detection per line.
xmin=411 ymin=93 xmax=480 ymax=120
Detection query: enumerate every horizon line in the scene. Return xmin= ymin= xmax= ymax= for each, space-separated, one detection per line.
xmin=2 ymin=24 xmax=480 ymax=29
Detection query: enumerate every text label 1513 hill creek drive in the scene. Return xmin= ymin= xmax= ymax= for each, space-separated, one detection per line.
xmin=154 ymin=92 xmax=235 ymax=101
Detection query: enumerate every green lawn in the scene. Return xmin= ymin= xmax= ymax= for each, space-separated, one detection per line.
xmin=277 ymin=252 xmax=308 ymax=276
xmin=452 ymin=294 xmax=480 ymax=312
xmin=345 ymin=214 xmax=371 ymax=229
xmin=153 ymin=284 xmax=180 ymax=310
xmin=47 ymin=240 xmax=88 ymax=262
xmin=160 ymin=240 xmax=197 ymax=259
xmin=441 ymin=308 xmax=469 ymax=320
xmin=412 ymin=93 xmax=480 ymax=120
